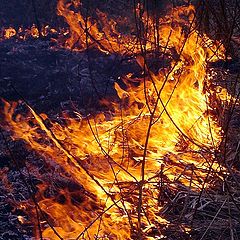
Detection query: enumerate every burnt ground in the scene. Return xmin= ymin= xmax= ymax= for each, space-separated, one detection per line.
xmin=0 ymin=36 xmax=240 ymax=240
xmin=0 ymin=39 xmax=117 ymax=113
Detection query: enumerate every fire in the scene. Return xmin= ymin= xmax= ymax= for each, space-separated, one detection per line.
xmin=1 ymin=2 xmax=229 ymax=239
xmin=0 ymin=25 xmax=61 ymax=41
xmin=56 ymin=0 xmax=137 ymax=53
xmin=2 ymin=27 xmax=17 ymax=39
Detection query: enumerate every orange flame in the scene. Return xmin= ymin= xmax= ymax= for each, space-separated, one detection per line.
xmin=56 ymin=0 xmax=137 ymax=53
xmin=1 ymin=3 xmax=228 ymax=239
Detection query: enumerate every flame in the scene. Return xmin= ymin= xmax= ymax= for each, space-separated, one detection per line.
xmin=3 ymin=27 xmax=17 ymax=39
xmin=1 ymin=3 xmax=228 ymax=239
xmin=56 ymin=0 xmax=137 ymax=53
xmin=0 ymin=25 xmax=62 ymax=42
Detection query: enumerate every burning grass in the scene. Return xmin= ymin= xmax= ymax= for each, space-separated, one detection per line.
xmin=1 ymin=0 xmax=240 ymax=239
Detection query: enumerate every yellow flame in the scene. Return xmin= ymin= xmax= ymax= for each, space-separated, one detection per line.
xmin=1 ymin=3 xmax=228 ymax=239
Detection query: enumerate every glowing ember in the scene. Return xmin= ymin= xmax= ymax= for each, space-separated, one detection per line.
xmin=3 ymin=27 xmax=17 ymax=39
xmin=0 ymin=25 xmax=62 ymax=42
xmin=1 ymin=2 xmax=229 ymax=239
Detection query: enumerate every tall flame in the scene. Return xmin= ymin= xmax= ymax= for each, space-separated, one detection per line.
xmin=56 ymin=0 xmax=137 ymax=53
xmin=1 ymin=2 xmax=228 ymax=239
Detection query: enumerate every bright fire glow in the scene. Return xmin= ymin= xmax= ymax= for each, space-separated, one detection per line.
xmin=1 ymin=1 xmax=228 ymax=239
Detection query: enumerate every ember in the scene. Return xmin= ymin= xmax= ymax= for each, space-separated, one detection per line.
xmin=1 ymin=0 xmax=240 ymax=239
